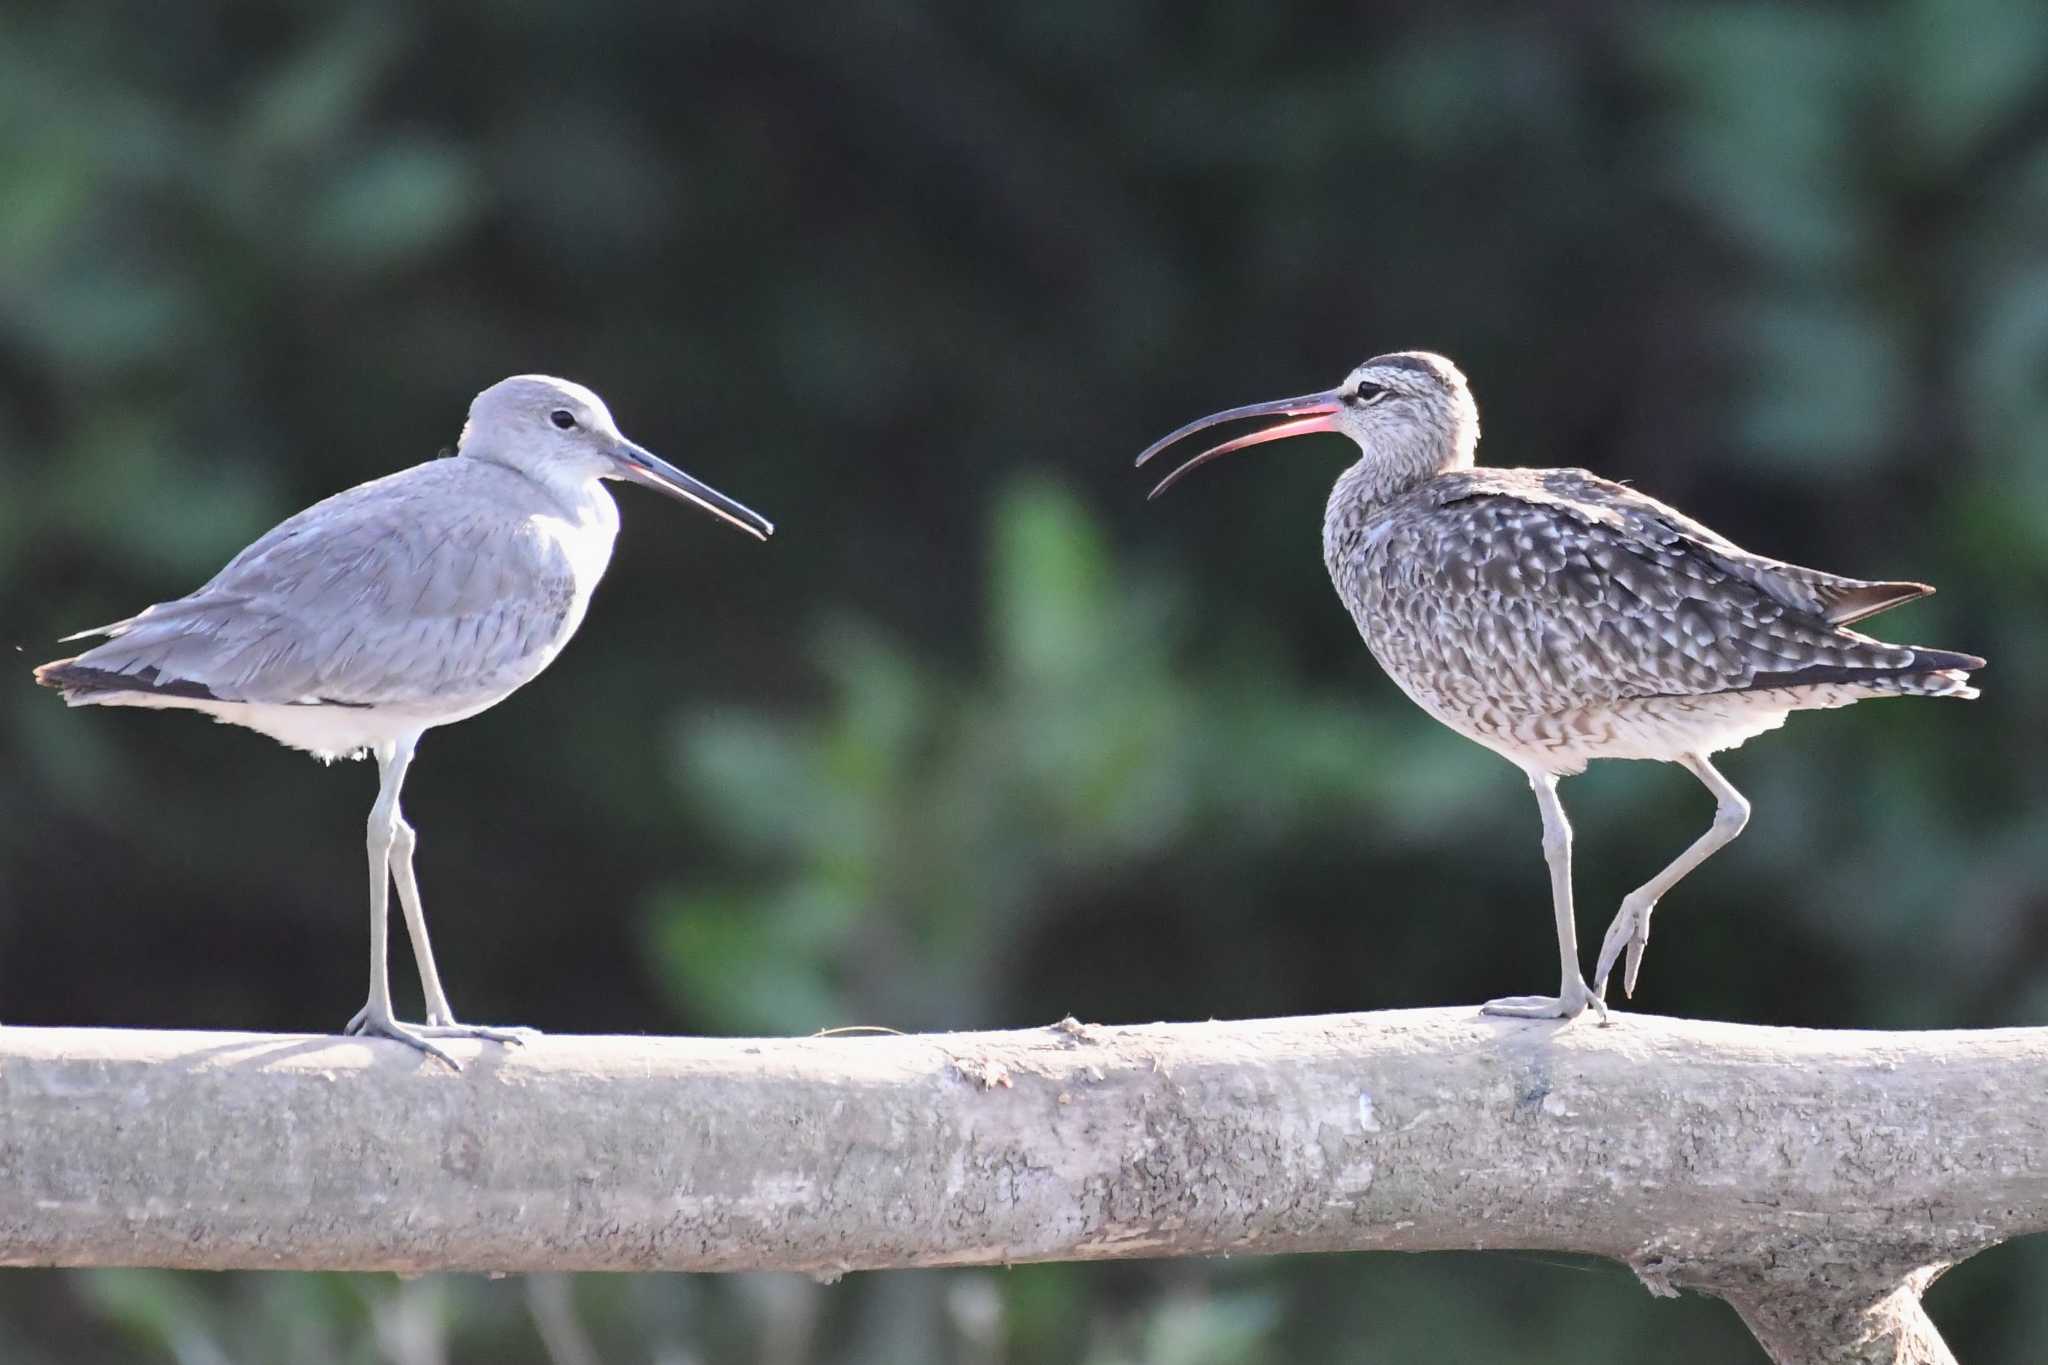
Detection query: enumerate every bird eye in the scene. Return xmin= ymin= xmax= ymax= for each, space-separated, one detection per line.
xmin=1353 ymin=382 xmax=1388 ymax=404
xmin=549 ymin=409 xmax=577 ymax=430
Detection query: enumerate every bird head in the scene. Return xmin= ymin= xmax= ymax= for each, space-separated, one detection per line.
xmin=1135 ymin=351 xmax=1478 ymax=498
xmin=460 ymin=375 xmax=773 ymax=539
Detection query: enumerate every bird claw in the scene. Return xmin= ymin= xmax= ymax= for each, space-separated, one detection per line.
xmin=418 ymin=1001 xmax=538 ymax=1044
xmin=1482 ymin=981 xmax=1606 ymax=1023
xmin=1593 ymin=893 xmax=1656 ymax=1005
xmin=343 ymin=1006 xmax=463 ymax=1070
xmin=418 ymin=1021 xmax=539 ymax=1046
xmin=340 ymin=1003 xmax=533 ymax=1069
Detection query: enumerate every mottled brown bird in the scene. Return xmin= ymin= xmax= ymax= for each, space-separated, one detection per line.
xmin=1138 ymin=351 xmax=1982 ymax=1019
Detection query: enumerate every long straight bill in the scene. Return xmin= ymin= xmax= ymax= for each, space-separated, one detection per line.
xmin=617 ymin=442 xmax=774 ymax=539
xmin=1134 ymin=392 xmax=1344 ymax=499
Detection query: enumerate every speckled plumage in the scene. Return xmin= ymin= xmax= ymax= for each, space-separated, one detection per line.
xmin=1140 ymin=349 xmax=1982 ymax=1019
xmin=1326 ymin=463 xmax=1979 ymax=776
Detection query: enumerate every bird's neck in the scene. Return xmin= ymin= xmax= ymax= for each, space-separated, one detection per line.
xmin=1322 ymin=430 xmax=1472 ymax=567
xmin=468 ymin=449 xmax=618 ymax=529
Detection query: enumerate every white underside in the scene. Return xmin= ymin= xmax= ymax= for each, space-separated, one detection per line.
xmin=1415 ymin=684 xmax=1886 ymax=777
xmin=60 ymin=688 xmax=513 ymax=761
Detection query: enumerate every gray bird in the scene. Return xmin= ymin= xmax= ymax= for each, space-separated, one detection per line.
xmin=1138 ymin=351 xmax=1981 ymax=1019
xmin=37 ymin=376 xmax=773 ymax=1063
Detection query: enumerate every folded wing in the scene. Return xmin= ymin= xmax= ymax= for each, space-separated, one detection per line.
xmin=40 ymin=464 xmax=579 ymax=709
xmin=1362 ymin=467 xmax=1981 ymax=712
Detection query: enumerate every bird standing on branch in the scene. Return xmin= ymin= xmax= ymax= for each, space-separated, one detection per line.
xmin=36 ymin=376 xmax=774 ymax=1064
xmin=1138 ymin=351 xmax=1981 ymax=1019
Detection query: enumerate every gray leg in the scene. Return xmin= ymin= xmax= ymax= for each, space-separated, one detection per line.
xmin=344 ymin=738 xmax=459 ymax=1068
xmin=1484 ymin=771 xmax=1604 ymax=1021
xmin=388 ymin=805 xmax=533 ymax=1044
xmin=1593 ymin=753 xmax=1751 ymax=1003
xmin=386 ymin=814 xmax=453 ymax=1023
xmin=342 ymin=736 xmax=530 ymax=1067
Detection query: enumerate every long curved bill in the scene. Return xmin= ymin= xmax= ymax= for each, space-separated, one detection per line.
xmin=1134 ymin=392 xmax=1345 ymax=499
xmin=616 ymin=441 xmax=774 ymax=540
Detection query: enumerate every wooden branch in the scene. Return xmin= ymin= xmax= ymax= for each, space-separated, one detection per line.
xmin=4 ymin=1010 xmax=2044 ymax=1363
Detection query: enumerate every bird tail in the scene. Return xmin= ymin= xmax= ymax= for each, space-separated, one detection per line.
xmin=1744 ymin=646 xmax=1984 ymax=701
xmin=33 ymin=657 xmax=222 ymax=705
xmin=35 ymin=592 xmax=255 ymax=705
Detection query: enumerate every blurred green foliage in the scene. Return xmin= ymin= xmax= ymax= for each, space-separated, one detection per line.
xmin=655 ymin=479 xmax=1483 ymax=1035
xmin=3 ymin=1 xmax=2046 ymax=1361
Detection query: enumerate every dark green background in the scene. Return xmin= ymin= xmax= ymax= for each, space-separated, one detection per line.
xmin=3 ymin=3 xmax=2044 ymax=1361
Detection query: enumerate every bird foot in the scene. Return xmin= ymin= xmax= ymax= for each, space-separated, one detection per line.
xmin=421 ymin=1012 xmax=540 ymax=1045
xmin=1593 ymin=892 xmax=1657 ymax=1005
xmin=1481 ymin=980 xmax=1607 ymax=1023
xmin=342 ymin=1005 xmax=536 ymax=1069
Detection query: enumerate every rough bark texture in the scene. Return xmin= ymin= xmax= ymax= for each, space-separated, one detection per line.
xmin=2 ymin=1010 xmax=2043 ymax=1361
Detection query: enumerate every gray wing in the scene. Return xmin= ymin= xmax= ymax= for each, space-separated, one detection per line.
xmin=63 ymin=464 xmax=580 ymax=706
xmin=1362 ymin=469 xmax=1968 ymax=712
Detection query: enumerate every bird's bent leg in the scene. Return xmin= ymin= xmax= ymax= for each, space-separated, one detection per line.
xmin=1484 ymin=772 xmax=1604 ymax=1021
xmin=1594 ymin=753 xmax=1751 ymax=1003
xmin=344 ymin=739 xmax=459 ymax=1069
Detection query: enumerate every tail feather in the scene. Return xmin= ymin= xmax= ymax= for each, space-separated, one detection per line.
xmin=1744 ymin=645 xmax=1982 ymax=700
xmin=33 ymin=658 xmax=221 ymax=703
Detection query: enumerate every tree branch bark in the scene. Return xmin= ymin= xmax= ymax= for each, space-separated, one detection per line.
xmin=3 ymin=1010 xmax=2043 ymax=1361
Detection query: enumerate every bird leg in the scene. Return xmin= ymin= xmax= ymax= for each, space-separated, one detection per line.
xmin=342 ymin=737 xmax=528 ymax=1068
xmin=385 ymin=812 xmax=452 ymax=1022
xmin=345 ymin=739 xmax=458 ymax=1068
xmin=1483 ymin=772 xmax=1605 ymax=1021
xmin=1593 ymin=753 xmax=1750 ymax=1004
xmin=388 ymin=807 xmax=536 ymax=1046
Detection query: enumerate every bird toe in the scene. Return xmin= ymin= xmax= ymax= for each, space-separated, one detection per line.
xmin=342 ymin=1007 xmax=464 ymax=1070
xmin=416 ymin=1022 xmax=539 ymax=1046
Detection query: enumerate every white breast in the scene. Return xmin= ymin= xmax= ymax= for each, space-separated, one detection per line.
xmin=528 ymin=482 xmax=622 ymax=652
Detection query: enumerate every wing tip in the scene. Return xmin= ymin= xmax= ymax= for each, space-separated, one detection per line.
xmin=1823 ymin=579 xmax=1936 ymax=626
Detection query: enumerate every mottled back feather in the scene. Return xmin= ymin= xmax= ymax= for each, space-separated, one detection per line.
xmin=1331 ymin=467 xmax=1981 ymax=723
